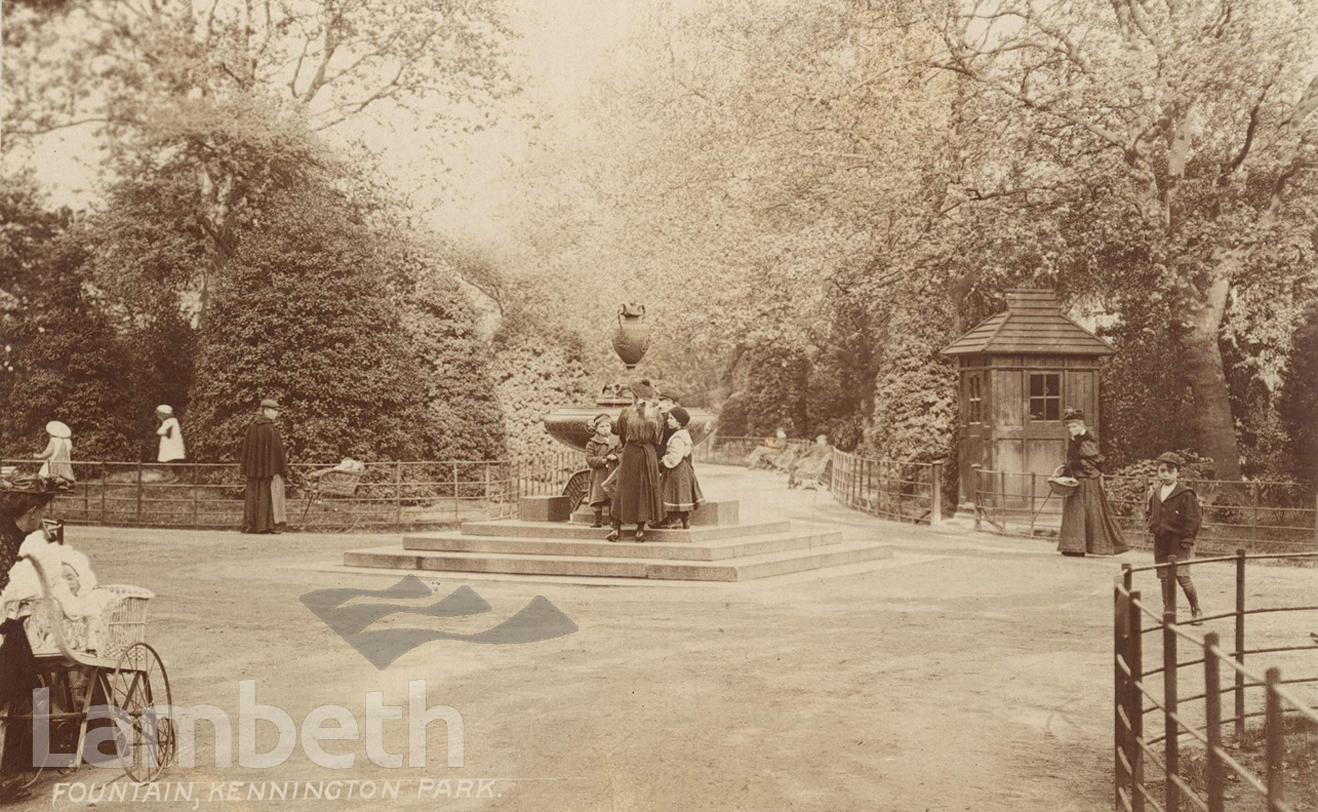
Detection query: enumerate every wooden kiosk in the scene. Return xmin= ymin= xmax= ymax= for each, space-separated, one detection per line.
xmin=940 ymin=289 xmax=1115 ymax=514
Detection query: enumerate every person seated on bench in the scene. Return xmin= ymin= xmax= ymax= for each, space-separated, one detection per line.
xmin=788 ymin=435 xmax=832 ymax=488
xmin=746 ymin=428 xmax=788 ymax=470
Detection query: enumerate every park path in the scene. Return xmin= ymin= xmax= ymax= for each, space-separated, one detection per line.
xmin=14 ymin=464 xmax=1313 ymax=812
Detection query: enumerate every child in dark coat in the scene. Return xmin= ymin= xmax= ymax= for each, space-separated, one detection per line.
xmin=1147 ymin=451 xmax=1204 ymax=624
xmin=584 ymin=414 xmax=619 ymax=528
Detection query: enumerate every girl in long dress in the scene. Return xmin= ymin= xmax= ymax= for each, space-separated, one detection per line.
xmin=659 ymin=406 xmax=705 ymax=529
xmin=1056 ymin=408 xmax=1128 ymax=556
xmin=35 ymin=421 xmax=74 ymax=482
xmin=608 ymin=382 xmax=664 ymax=543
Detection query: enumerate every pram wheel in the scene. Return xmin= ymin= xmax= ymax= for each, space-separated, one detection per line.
xmin=106 ymin=643 xmax=175 ymax=783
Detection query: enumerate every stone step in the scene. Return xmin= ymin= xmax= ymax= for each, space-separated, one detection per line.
xmin=448 ymin=520 xmax=791 ymax=543
xmin=343 ymin=541 xmax=892 ymax=582
xmin=401 ymin=531 xmax=844 ymax=561
xmin=569 ymin=500 xmax=739 ymax=527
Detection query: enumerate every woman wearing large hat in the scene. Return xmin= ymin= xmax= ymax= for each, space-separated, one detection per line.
xmin=1055 ymin=408 xmax=1128 ymax=556
xmin=0 ymin=473 xmax=71 ymax=801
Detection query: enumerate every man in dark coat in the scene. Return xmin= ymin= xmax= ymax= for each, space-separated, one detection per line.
xmin=240 ymin=398 xmax=288 ymax=534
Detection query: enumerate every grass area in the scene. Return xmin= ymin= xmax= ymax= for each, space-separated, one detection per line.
xmin=1179 ymin=715 xmax=1318 ymax=810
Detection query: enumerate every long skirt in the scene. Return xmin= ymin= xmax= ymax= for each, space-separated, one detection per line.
xmin=243 ymin=475 xmax=287 ymax=533
xmin=1058 ymin=477 xmax=1128 ymax=555
xmin=614 ymin=443 xmax=663 ymax=525
xmin=662 ymin=459 xmax=705 ymax=513
xmin=0 ymin=618 xmax=38 ymax=775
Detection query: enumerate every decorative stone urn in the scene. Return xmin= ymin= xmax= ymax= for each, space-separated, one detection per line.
xmin=543 ymin=304 xmax=717 ymax=453
xmin=611 ymin=303 xmax=651 ymax=370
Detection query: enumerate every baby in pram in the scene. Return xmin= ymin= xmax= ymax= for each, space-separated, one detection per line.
xmin=0 ymin=532 xmax=119 ymax=654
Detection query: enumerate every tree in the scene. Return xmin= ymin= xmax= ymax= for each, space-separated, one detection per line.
xmin=185 ymin=181 xmax=429 ymax=464
xmin=922 ymin=0 xmax=1318 ymax=478
xmin=0 ymin=176 xmax=138 ymax=458
xmin=1279 ymin=299 xmax=1318 ymax=483
xmin=401 ymin=266 xmax=507 ymax=461
xmin=4 ymin=0 xmax=517 ymax=332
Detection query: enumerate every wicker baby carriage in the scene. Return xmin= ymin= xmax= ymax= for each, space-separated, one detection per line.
xmin=18 ymin=583 xmax=154 ymax=659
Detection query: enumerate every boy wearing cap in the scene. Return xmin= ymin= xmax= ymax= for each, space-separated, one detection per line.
xmin=1148 ymin=451 xmax=1204 ymax=624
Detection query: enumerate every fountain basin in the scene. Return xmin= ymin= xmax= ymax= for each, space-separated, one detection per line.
xmin=543 ymin=405 xmax=718 ymax=454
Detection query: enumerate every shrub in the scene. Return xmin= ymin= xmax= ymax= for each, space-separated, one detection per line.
xmin=491 ymin=321 xmax=589 ymax=457
xmin=866 ymin=288 xmax=958 ymax=464
xmin=402 ymin=270 xmax=507 ymax=460
xmin=187 ymin=185 xmax=427 ymax=464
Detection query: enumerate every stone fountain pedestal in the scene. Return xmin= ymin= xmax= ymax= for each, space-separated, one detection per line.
xmin=344 ymin=502 xmax=890 ymax=583
xmin=342 ymin=303 xmax=891 ymax=582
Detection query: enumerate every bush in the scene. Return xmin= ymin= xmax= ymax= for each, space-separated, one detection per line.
xmin=402 ymin=270 xmax=507 ymax=460
xmin=491 ymin=321 xmax=589 ymax=457
xmin=187 ymin=184 xmax=428 ymax=464
xmin=0 ymin=181 xmax=138 ymax=459
xmin=715 ymin=392 xmax=750 ymax=436
xmin=866 ymin=287 xmax=958 ymax=464
xmin=742 ymin=342 xmax=809 ymax=436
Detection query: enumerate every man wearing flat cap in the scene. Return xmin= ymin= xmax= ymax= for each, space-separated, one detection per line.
xmin=240 ymin=399 xmax=288 ymax=534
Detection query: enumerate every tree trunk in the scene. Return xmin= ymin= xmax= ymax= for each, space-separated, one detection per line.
xmin=1178 ymin=271 xmax=1242 ymax=480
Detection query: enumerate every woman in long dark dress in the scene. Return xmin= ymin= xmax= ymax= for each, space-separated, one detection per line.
xmin=0 ymin=475 xmax=68 ymax=802
xmin=1056 ymin=408 xmax=1128 ymax=556
xmin=607 ymin=382 xmax=665 ymax=543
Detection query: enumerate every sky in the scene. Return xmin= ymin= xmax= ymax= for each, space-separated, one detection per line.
xmin=14 ymin=0 xmax=661 ymax=243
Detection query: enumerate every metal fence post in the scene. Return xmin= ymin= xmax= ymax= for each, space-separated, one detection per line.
xmin=971 ymin=465 xmax=982 ymax=532
xmin=1163 ymin=590 xmax=1180 ymax=812
xmin=1029 ymin=472 xmax=1037 ymax=537
xmin=394 ymin=462 xmax=403 ymax=526
xmin=484 ymin=461 xmax=492 ymax=521
xmin=1204 ymin=632 xmax=1225 ymax=812
xmin=192 ymin=462 xmax=199 ymax=529
xmin=453 ymin=463 xmax=460 ymax=522
xmin=998 ymin=470 xmax=1007 ymax=529
xmin=100 ymin=461 xmax=107 ymax=524
xmin=1115 ymin=582 xmax=1130 ymax=809
xmin=1250 ymin=481 xmax=1260 ymax=547
xmin=1165 ymin=555 xmax=1179 ymax=623
xmin=1128 ymin=591 xmax=1146 ymax=812
xmin=1264 ymin=667 xmax=1285 ymax=812
xmin=931 ymin=461 xmax=942 ymax=525
xmin=1235 ymin=548 xmax=1247 ymax=740
xmin=135 ymin=460 xmax=144 ymax=523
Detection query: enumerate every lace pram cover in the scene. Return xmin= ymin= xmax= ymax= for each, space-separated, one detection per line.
xmin=3 ymin=584 xmax=152 ymax=658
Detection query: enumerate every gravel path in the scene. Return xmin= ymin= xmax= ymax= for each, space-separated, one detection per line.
xmin=7 ymin=465 xmax=1314 ymax=811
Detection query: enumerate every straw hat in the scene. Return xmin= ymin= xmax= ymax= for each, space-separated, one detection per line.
xmin=156 ymin=404 xmax=174 ymax=415
xmin=45 ymin=421 xmax=71 ymax=439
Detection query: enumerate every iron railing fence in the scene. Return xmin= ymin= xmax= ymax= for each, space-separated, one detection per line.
xmin=1114 ymin=552 xmax=1318 ymax=812
xmin=691 ymin=435 xmax=814 ymax=467
xmin=829 ymin=450 xmax=942 ymax=525
xmin=972 ymin=468 xmax=1318 ymax=553
xmin=3 ymin=450 xmax=580 ymax=532
xmin=690 ymin=435 xmax=944 ymax=525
